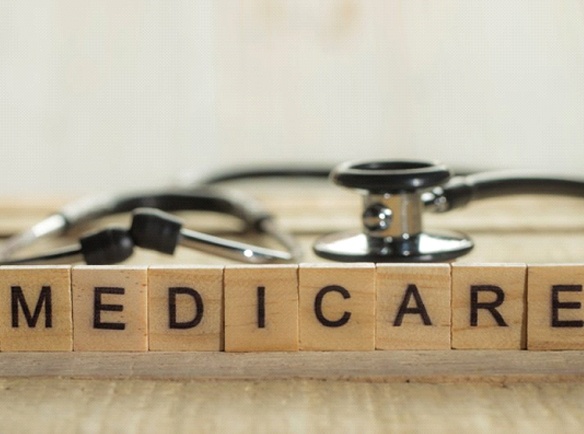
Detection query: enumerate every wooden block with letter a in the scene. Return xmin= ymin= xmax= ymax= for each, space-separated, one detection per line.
xmin=451 ymin=263 xmax=527 ymax=349
xmin=0 ymin=266 xmax=72 ymax=351
xmin=528 ymin=264 xmax=584 ymax=350
xmin=298 ymin=263 xmax=375 ymax=351
xmin=148 ymin=265 xmax=223 ymax=351
xmin=376 ymin=264 xmax=451 ymax=350
xmin=224 ymin=265 xmax=298 ymax=352
xmin=72 ymin=266 xmax=148 ymax=351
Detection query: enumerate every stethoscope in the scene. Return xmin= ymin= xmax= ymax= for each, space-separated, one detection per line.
xmin=1 ymin=159 xmax=583 ymax=265
xmin=0 ymin=187 xmax=301 ymax=265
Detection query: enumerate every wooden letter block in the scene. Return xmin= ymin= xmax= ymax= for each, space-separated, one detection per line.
xmin=299 ymin=263 xmax=375 ymax=351
xmin=148 ymin=265 xmax=223 ymax=351
xmin=224 ymin=265 xmax=298 ymax=352
xmin=452 ymin=264 xmax=526 ymax=349
xmin=72 ymin=266 xmax=147 ymax=351
xmin=0 ymin=266 xmax=72 ymax=351
xmin=376 ymin=264 xmax=451 ymax=350
xmin=528 ymin=264 xmax=584 ymax=350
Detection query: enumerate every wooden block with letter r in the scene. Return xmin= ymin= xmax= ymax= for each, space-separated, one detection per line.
xmin=148 ymin=265 xmax=223 ymax=351
xmin=528 ymin=264 xmax=584 ymax=350
xmin=0 ymin=266 xmax=72 ymax=351
xmin=298 ymin=263 xmax=375 ymax=351
xmin=376 ymin=264 xmax=451 ymax=350
xmin=224 ymin=265 xmax=298 ymax=352
xmin=451 ymin=263 xmax=527 ymax=349
xmin=72 ymin=266 xmax=148 ymax=351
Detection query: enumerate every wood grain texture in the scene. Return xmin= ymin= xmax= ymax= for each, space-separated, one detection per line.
xmin=298 ymin=263 xmax=376 ymax=351
xmin=528 ymin=264 xmax=584 ymax=350
xmin=2 ymin=378 xmax=584 ymax=434
xmin=0 ymin=351 xmax=583 ymax=382
xmin=148 ymin=266 xmax=223 ymax=351
xmin=376 ymin=264 xmax=451 ymax=350
xmin=0 ymin=266 xmax=72 ymax=351
xmin=72 ymin=266 xmax=148 ymax=352
xmin=452 ymin=264 xmax=527 ymax=349
xmin=224 ymin=265 xmax=298 ymax=352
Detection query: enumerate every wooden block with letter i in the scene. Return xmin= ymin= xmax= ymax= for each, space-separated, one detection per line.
xmin=299 ymin=263 xmax=375 ymax=351
xmin=528 ymin=264 xmax=584 ymax=350
xmin=72 ymin=266 xmax=148 ymax=351
xmin=224 ymin=265 xmax=298 ymax=352
xmin=376 ymin=264 xmax=451 ymax=350
xmin=451 ymin=263 xmax=527 ymax=349
xmin=0 ymin=266 xmax=72 ymax=351
xmin=148 ymin=265 xmax=223 ymax=351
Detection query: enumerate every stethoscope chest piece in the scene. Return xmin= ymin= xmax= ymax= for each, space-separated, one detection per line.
xmin=313 ymin=160 xmax=474 ymax=262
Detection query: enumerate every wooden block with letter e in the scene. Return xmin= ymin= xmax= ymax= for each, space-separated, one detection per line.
xmin=298 ymin=263 xmax=375 ymax=351
xmin=148 ymin=265 xmax=223 ymax=351
xmin=224 ymin=265 xmax=298 ymax=352
xmin=72 ymin=266 xmax=148 ymax=351
xmin=528 ymin=264 xmax=584 ymax=350
xmin=0 ymin=266 xmax=72 ymax=351
xmin=451 ymin=263 xmax=527 ymax=349
xmin=376 ymin=264 xmax=451 ymax=350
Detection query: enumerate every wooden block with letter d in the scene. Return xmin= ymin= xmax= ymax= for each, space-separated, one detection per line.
xmin=148 ymin=265 xmax=223 ymax=351
xmin=451 ymin=263 xmax=527 ymax=349
xmin=72 ymin=266 xmax=148 ymax=351
xmin=376 ymin=264 xmax=451 ymax=350
xmin=298 ymin=263 xmax=375 ymax=351
xmin=528 ymin=264 xmax=584 ymax=350
xmin=224 ymin=265 xmax=298 ymax=352
xmin=0 ymin=266 xmax=72 ymax=351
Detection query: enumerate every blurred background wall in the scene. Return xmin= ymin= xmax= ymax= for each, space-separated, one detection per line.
xmin=1 ymin=0 xmax=583 ymax=194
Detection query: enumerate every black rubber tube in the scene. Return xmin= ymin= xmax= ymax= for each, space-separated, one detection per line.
xmin=441 ymin=171 xmax=584 ymax=210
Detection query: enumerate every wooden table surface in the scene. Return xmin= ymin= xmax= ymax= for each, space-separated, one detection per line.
xmin=1 ymin=179 xmax=584 ymax=433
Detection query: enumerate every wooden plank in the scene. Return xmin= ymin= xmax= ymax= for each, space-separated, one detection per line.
xmin=1 ymin=377 xmax=584 ymax=434
xmin=0 ymin=351 xmax=583 ymax=383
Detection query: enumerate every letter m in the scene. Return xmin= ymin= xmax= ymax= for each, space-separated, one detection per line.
xmin=11 ymin=286 xmax=52 ymax=328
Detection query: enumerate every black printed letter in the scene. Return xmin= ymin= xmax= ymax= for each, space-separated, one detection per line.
xmin=314 ymin=285 xmax=351 ymax=327
xmin=257 ymin=286 xmax=266 ymax=328
xmin=393 ymin=284 xmax=432 ymax=326
xmin=470 ymin=285 xmax=508 ymax=327
xmin=551 ymin=285 xmax=584 ymax=328
xmin=94 ymin=287 xmax=125 ymax=330
xmin=11 ymin=286 xmax=52 ymax=328
xmin=168 ymin=287 xmax=204 ymax=329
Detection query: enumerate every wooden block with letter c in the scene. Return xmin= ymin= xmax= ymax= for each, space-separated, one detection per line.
xmin=298 ymin=263 xmax=376 ymax=351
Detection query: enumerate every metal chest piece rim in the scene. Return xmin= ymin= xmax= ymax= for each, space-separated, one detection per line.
xmin=312 ymin=160 xmax=474 ymax=262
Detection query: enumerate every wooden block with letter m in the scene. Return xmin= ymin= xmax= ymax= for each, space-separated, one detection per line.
xmin=0 ymin=266 xmax=72 ymax=351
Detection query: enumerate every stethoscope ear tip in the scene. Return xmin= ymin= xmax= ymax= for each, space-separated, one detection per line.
xmin=80 ymin=227 xmax=135 ymax=265
xmin=130 ymin=208 xmax=182 ymax=255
